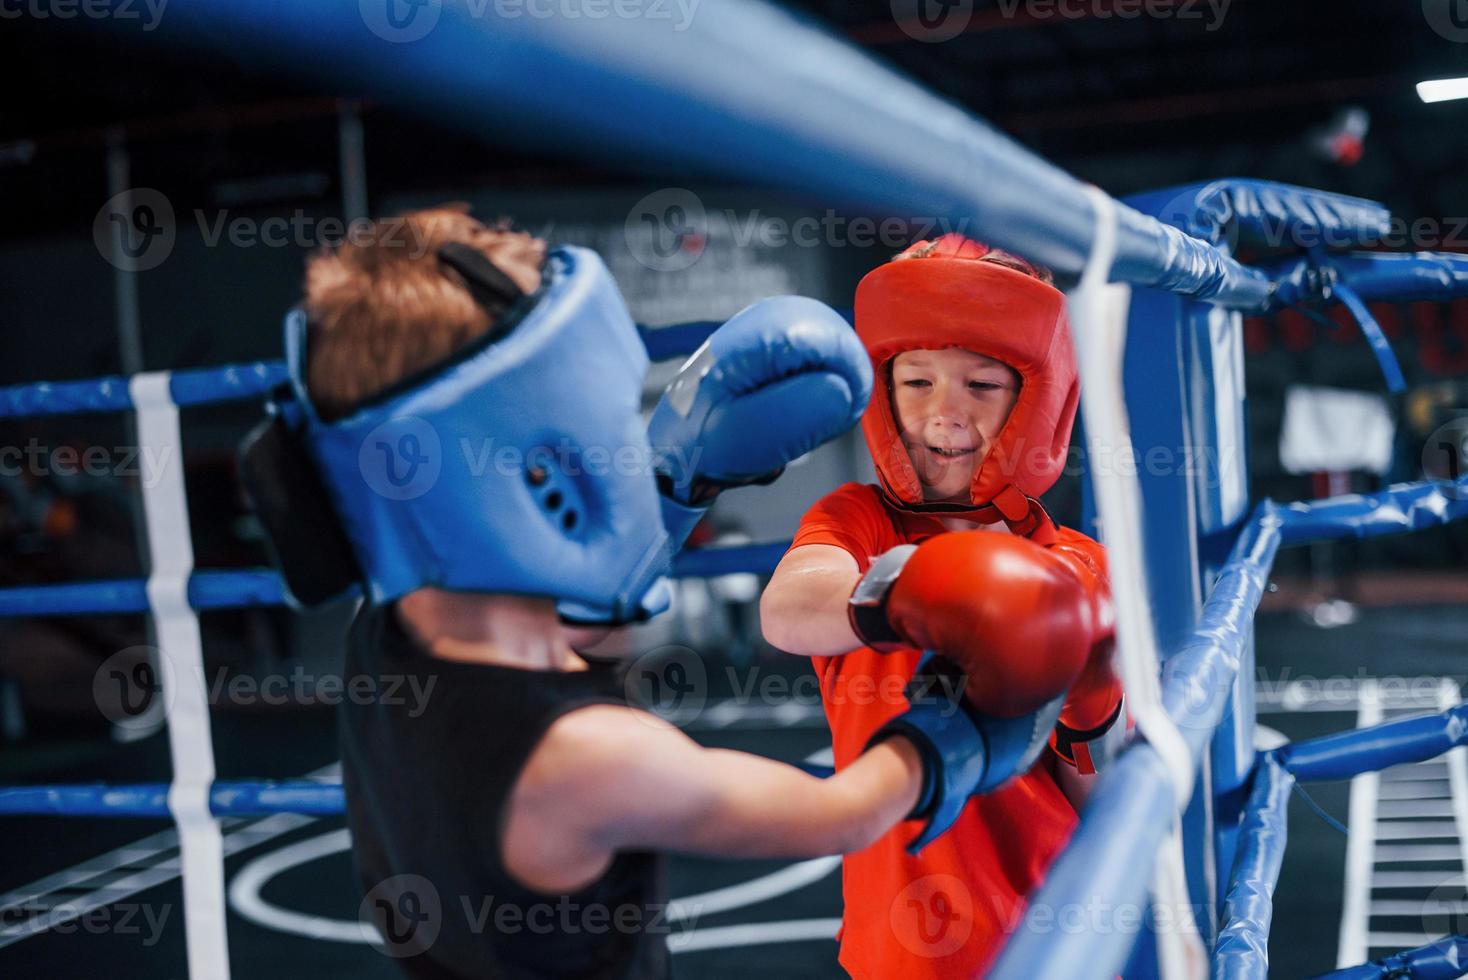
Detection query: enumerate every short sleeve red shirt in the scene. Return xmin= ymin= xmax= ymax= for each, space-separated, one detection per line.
xmin=790 ymin=482 xmax=1105 ymax=979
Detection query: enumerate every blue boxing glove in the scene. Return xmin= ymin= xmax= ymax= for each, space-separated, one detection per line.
xmin=558 ymin=297 xmax=870 ymax=625
xmin=870 ymin=654 xmax=1064 ymax=853
xmin=647 ymin=295 xmax=873 ymax=551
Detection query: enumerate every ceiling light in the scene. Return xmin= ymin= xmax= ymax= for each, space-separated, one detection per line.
xmin=1417 ymin=77 xmax=1468 ymax=103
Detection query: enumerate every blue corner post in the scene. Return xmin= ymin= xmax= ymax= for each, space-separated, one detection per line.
xmin=1079 ymin=184 xmax=1259 ymax=964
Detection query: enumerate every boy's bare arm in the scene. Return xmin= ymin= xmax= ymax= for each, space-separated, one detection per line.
xmin=505 ymin=704 xmax=922 ymax=889
xmin=759 ymin=545 xmax=864 ymax=657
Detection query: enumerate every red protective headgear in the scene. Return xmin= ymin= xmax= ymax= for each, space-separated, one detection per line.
xmin=855 ymin=236 xmax=1079 ymax=542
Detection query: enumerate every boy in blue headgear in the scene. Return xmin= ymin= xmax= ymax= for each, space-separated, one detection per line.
xmin=249 ymin=205 xmax=1061 ymax=980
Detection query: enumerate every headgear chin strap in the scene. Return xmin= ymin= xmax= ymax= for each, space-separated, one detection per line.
xmin=244 ymin=246 xmax=670 ymax=618
xmin=855 ymin=237 xmax=1078 ymax=543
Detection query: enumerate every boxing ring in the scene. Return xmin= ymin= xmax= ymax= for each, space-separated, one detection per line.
xmin=7 ymin=0 xmax=1468 ymax=976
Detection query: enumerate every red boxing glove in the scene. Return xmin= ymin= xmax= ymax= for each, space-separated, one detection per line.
xmin=849 ymin=531 xmax=1100 ymax=717
xmin=1046 ymin=543 xmax=1126 ymax=774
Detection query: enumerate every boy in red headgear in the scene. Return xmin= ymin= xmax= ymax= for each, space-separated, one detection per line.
xmin=761 ymin=235 xmax=1126 ymax=978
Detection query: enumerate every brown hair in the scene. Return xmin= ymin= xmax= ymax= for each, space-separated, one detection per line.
xmin=302 ymin=204 xmax=546 ymax=420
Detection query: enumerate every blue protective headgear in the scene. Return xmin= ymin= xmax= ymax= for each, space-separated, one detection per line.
xmin=279 ymin=246 xmax=669 ymax=616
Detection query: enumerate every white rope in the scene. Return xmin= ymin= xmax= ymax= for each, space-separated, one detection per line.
xmin=131 ymin=372 xmax=231 ymax=980
xmin=1066 ymin=187 xmax=1206 ymax=979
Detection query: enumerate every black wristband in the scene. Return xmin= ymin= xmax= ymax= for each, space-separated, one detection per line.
xmin=847 ymin=544 xmax=918 ymax=651
xmin=1050 ymin=697 xmax=1125 ymax=766
xmin=849 ymin=601 xmax=905 ymax=649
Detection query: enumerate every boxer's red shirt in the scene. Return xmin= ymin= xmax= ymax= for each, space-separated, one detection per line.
xmin=790 ymin=481 xmax=1107 ymax=979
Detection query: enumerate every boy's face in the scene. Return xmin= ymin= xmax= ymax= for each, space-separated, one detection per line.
xmin=890 ymin=348 xmax=1021 ymax=502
